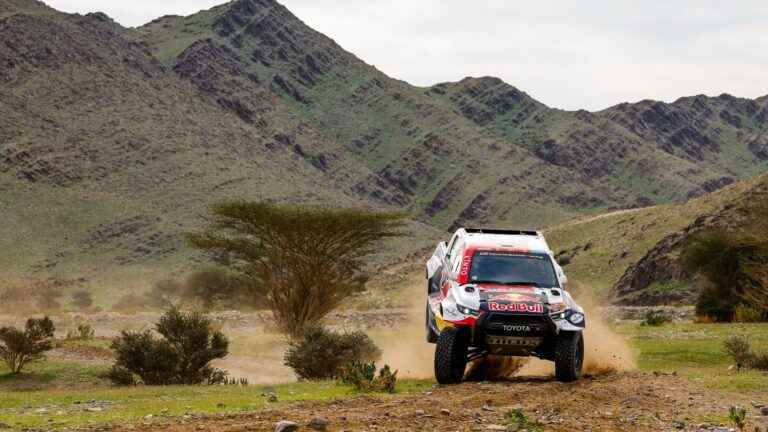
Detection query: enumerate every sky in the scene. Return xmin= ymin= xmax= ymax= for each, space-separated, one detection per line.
xmin=45 ymin=0 xmax=768 ymax=111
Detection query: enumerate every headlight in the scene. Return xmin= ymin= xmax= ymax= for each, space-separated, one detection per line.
xmin=456 ymin=304 xmax=479 ymax=316
xmin=568 ymin=312 xmax=585 ymax=325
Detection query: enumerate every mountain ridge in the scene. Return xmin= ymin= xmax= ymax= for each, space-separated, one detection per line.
xmin=1 ymin=0 xmax=767 ymax=302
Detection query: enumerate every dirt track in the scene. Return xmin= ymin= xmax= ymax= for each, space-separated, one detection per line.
xmin=108 ymin=372 xmax=760 ymax=432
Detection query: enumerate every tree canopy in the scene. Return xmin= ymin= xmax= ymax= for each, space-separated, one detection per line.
xmin=188 ymin=201 xmax=405 ymax=337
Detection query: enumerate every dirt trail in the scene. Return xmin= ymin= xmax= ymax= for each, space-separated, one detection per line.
xmin=106 ymin=372 xmax=760 ymax=432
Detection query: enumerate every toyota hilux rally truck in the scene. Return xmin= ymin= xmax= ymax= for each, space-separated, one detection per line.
xmin=426 ymin=228 xmax=585 ymax=383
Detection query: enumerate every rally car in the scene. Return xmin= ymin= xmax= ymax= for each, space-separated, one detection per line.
xmin=426 ymin=228 xmax=585 ymax=383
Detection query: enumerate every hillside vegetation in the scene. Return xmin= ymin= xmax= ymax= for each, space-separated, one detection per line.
xmin=547 ymin=173 xmax=768 ymax=304
xmin=1 ymin=0 xmax=768 ymax=299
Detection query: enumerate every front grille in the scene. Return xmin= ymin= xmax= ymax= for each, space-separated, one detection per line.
xmin=480 ymin=312 xmax=552 ymax=337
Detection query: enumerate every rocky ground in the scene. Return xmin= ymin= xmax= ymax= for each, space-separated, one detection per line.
xmin=62 ymin=372 xmax=765 ymax=432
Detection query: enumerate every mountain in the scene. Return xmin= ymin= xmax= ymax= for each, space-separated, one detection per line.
xmin=1 ymin=0 xmax=767 ymax=300
xmin=547 ymin=173 xmax=768 ymax=304
xmin=136 ymin=0 xmax=768 ymax=226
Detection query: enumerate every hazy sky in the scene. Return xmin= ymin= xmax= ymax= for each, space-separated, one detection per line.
xmin=45 ymin=0 xmax=768 ymax=111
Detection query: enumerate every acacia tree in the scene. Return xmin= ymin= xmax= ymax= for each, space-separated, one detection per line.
xmin=188 ymin=201 xmax=404 ymax=337
xmin=0 ymin=317 xmax=55 ymax=374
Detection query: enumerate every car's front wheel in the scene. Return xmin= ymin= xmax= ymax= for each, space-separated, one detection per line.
xmin=554 ymin=331 xmax=584 ymax=382
xmin=434 ymin=327 xmax=468 ymax=384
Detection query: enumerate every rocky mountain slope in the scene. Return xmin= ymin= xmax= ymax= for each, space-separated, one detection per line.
xmin=547 ymin=173 xmax=768 ymax=304
xmin=1 ymin=0 xmax=767 ymax=298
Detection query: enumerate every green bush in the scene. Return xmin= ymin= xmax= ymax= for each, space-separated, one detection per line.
xmin=283 ymin=326 xmax=381 ymax=380
xmin=66 ymin=323 xmax=95 ymax=340
xmin=682 ymin=229 xmax=768 ymax=321
xmin=724 ymin=335 xmax=768 ymax=371
xmin=0 ymin=317 xmax=55 ymax=374
xmin=641 ymin=310 xmax=672 ymax=326
xmin=340 ymin=361 xmax=397 ymax=393
xmin=108 ymin=308 xmax=229 ymax=385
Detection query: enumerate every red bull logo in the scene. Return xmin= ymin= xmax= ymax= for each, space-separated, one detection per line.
xmin=488 ymin=302 xmax=544 ymax=313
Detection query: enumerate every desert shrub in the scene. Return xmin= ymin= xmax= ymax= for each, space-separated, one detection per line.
xmin=66 ymin=323 xmax=95 ymax=340
xmin=284 ymin=326 xmax=381 ymax=380
xmin=724 ymin=335 xmax=768 ymax=371
xmin=641 ymin=310 xmax=672 ymax=326
xmin=728 ymin=406 xmax=747 ymax=432
xmin=189 ymin=201 xmax=404 ymax=337
xmin=108 ymin=308 xmax=229 ymax=385
xmin=340 ymin=361 xmax=397 ymax=393
xmin=682 ymin=230 xmax=768 ymax=321
xmin=0 ymin=317 xmax=55 ymax=374
xmin=70 ymin=290 xmax=94 ymax=310
xmin=724 ymin=335 xmax=753 ymax=366
xmin=733 ymin=305 xmax=765 ymax=323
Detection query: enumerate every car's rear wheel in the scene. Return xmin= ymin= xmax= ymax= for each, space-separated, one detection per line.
xmin=426 ymin=303 xmax=438 ymax=343
xmin=554 ymin=331 xmax=584 ymax=382
xmin=434 ymin=327 xmax=468 ymax=384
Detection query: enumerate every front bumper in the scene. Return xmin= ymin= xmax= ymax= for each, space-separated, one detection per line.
xmin=473 ymin=311 xmax=556 ymax=355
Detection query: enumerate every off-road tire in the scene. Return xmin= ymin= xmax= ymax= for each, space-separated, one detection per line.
xmin=554 ymin=331 xmax=584 ymax=382
xmin=434 ymin=327 xmax=468 ymax=384
xmin=426 ymin=304 xmax=438 ymax=343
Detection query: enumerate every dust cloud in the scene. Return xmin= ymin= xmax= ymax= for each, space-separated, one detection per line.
xmin=217 ymin=277 xmax=633 ymax=384
xmin=519 ymin=286 xmax=637 ymax=376
xmin=377 ymin=275 xmax=635 ymax=380
xmin=374 ymin=286 xmax=437 ymax=379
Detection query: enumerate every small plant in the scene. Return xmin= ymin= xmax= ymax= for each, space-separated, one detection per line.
xmin=504 ymin=408 xmax=542 ymax=431
xmin=66 ymin=323 xmax=95 ymax=340
xmin=340 ymin=361 xmax=397 ymax=393
xmin=108 ymin=308 xmax=229 ymax=385
xmin=284 ymin=326 xmax=381 ymax=380
xmin=733 ymin=305 xmax=765 ymax=323
xmin=729 ymin=406 xmax=747 ymax=432
xmin=223 ymin=376 xmax=249 ymax=386
xmin=641 ymin=310 xmax=672 ymax=326
xmin=0 ymin=317 xmax=56 ymax=374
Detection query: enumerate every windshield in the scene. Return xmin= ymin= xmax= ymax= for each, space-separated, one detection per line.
xmin=469 ymin=251 xmax=559 ymax=287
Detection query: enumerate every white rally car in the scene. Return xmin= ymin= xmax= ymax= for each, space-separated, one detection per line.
xmin=426 ymin=228 xmax=585 ymax=383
